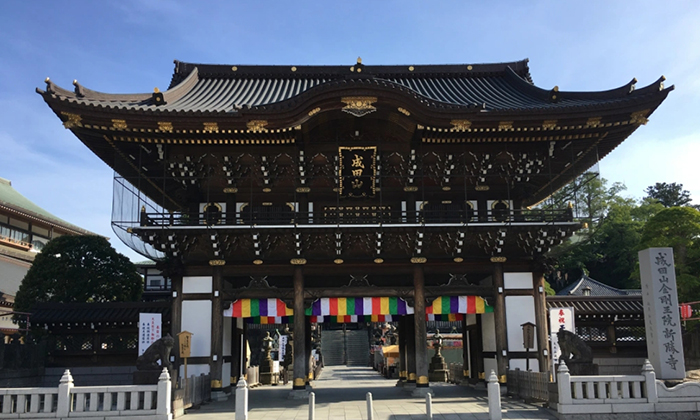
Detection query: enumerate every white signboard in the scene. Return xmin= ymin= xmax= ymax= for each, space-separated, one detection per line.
xmin=549 ymin=307 xmax=575 ymax=377
xmin=138 ymin=313 xmax=162 ymax=356
xmin=639 ymin=248 xmax=685 ymax=379
xmin=278 ymin=335 xmax=288 ymax=361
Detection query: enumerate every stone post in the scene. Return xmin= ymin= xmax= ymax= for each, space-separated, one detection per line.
xmin=235 ymin=376 xmax=248 ymax=420
xmin=366 ymin=392 xmax=374 ymax=420
xmin=156 ymin=368 xmax=172 ymax=416
xmin=642 ymin=359 xmax=658 ymax=403
xmin=557 ymin=361 xmax=572 ymax=405
xmin=56 ymin=369 xmax=74 ymax=418
xmin=487 ymin=370 xmax=502 ymax=420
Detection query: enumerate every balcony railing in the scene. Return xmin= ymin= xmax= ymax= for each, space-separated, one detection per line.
xmin=132 ymin=208 xmax=574 ymax=228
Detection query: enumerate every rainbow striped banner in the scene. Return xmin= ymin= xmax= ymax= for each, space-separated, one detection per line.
xmin=225 ymin=296 xmax=491 ymax=323
xmin=426 ymin=296 xmax=492 ymax=315
xmin=227 ymin=298 xmax=294 ymax=318
xmin=305 ymin=297 xmax=414 ymax=316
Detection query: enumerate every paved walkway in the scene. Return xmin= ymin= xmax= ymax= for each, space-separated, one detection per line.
xmin=184 ymin=366 xmax=556 ymax=420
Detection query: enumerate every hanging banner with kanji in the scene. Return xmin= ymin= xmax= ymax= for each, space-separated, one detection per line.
xmin=339 ymin=146 xmax=376 ymax=198
xmin=138 ymin=313 xmax=162 ymax=356
xmin=549 ymin=306 xmax=574 ymax=378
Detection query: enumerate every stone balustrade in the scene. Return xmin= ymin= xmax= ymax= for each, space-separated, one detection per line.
xmin=0 ymin=368 xmax=172 ymax=420
xmin=555 ymin=360 xmax=700 ymax=420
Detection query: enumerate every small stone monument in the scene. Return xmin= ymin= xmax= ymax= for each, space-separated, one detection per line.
xmin=428 ymin=329 xmax=448 ymax=382
xmin=260 ymin=331 xmax=276 ymax=385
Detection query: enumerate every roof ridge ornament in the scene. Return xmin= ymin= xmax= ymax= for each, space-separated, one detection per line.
xmin=341 ymin=96 xmax=377 ymax=118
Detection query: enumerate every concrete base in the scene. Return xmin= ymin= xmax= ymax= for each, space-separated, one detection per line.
xmin=411 ymin=386 xmax=433 ymax=397
xmin=395 ymin=379 xmax=405 ymax=387
xmin=287 ymin=389 xmax=310 ymax=400
xmin=211 ymin=390 xmax=229 ymax=401
xmin=403 ymin=382 xmax=416 ymax=391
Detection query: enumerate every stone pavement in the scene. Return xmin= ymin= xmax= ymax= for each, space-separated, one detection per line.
xmin=184 ymin=366 xmax=556 ymax=420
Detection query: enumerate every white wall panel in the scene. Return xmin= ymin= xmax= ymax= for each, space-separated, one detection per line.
xmin=182 ymin=300 xmax=212 ymax=357
xmin=504 ymin=272 xmax=532 ymax=289
xmin=484 ymin=358 xmax=498 ymax=378
xmin=183 ymin=276 xmax=212 ymax=294
xmin=505 ymin=295 xmax=537 ymax=352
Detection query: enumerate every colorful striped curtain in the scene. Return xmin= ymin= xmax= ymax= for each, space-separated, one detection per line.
xmin=426 ymin=296 xmax=493 ymax=315
xmin=306 ymin=297 xmax=414 ymax=317
xmin=225 ymin=296 xmax=491 ymax=324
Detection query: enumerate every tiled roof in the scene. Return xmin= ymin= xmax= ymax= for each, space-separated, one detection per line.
xmin=31 ymin=301 xmax=170 ymax=326
xmin=38 ymin=59 xmax=670 ymax=115
xmin=547 ymin=296 xmax=643 ymax=316
xmin=557 ymin=275 xmax=639 ymax=296
xmin=0 ymin=178 xmax=94 ymax=235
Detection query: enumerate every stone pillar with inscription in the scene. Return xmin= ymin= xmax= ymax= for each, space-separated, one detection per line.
xmin=639 ymin=247 xmax=685 ymax=380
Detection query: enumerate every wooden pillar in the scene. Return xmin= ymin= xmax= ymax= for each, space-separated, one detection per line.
xmin=413 ymin=265 xmax=429 ymax=388
xmin=462 ymin=319 xmax=469 ymax=380
xmin=210 ymin=266 xmax=224 ymax=390
xmin=231 ymin=317 xmax=240 ymax=382
xmin=474 ymin=315 xmax=485 ymax=379
xmin=398 ymin=318 xmax=407 ymax=382
xmin=406 ymin=193 xmax=416 ymax=223
xmin=532 ymin=271 xmax=550 ymax=373
xmin=406 ymin=315 xmax=416 ymax=383
xmin=292 ymin=267 xmax=306 ymax=390
xmin=492 ymin=262 xmax=508 ymax=380
xmin=305 ymin=317 xmax=312 ymax=384
xmin=171 ymin=274 xmax=183 ymax=377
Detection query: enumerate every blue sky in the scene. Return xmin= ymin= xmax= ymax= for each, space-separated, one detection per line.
xmin=1 ymin=1 xmax=699 ymax=261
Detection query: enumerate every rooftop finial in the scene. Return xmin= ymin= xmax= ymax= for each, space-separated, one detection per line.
xmin=357 ymin=57 xmax=362 ymax=65
xmin=45 ymin=77 xmax=50 ymax=83
xmin=73 ymin=79 xmax=78 ymax=86
xmin=154 ymin=87 xmax=160 ymax=93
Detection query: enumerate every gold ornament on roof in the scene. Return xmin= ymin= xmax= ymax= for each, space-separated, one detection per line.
xmin=111 ymin=119 xmax=128 ymax=130
xmin=157 ymin=122 xmax=173 ymax=133
xmin=291 ymin=258 xmax=307 ymax=265
xmin=398 ymin=107 xmax=411 ymax=116
xmin=341 ymin=97 xmax=377 ymax=118
xmin=203 ymin=122 xmax=219 ymax=133
xmin=451 ymin=120 xmax=472 ymax=131
xmin=209 ymin=259 xmax=226 ymax=266
xmin=542 ymin=120 xmax=557 ymax=129
xmin=630 ymin=109 xmax=650 ymax=125
xmin=490 ymin=256 xmax=507 ymax=263
xmin=498 ymin=121 xmax=513 ymax=130
xmin=308 ymin=107 xmax=321 ymax=117
xmin=411 ymin=257 xmax=427 ymax=264
xmin=60 ymin=112 xmax=82 ymax=129
xmin=585 ymin=117 xmax=602 ymax=128
xmin=247 ymin=120 xmax=269 ymax=132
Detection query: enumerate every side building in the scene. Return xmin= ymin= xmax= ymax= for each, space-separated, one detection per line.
xmin=0 ymin=177 xmax=94 ymax=336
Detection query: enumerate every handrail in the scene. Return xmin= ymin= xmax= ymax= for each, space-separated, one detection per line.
xmin=131 ymin=208 xmax=575 ymax=228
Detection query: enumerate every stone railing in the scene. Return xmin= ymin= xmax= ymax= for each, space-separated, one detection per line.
xmin=0 ymin=368 xmax=171 ymax=420
xmin=555 ymin=360 xmax=700 ymax=419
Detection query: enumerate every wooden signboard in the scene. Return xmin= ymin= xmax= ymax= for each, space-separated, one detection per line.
xmin=178 ymin=331 xmax=193 ymax=358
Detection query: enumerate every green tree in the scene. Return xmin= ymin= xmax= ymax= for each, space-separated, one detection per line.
xmin=637 ymin=206 xmax=700 ymax=302
xmin=645 ymin=182 xmax=692 ymax=207
xmin=14 ymin=236 xmax=142 ymax=316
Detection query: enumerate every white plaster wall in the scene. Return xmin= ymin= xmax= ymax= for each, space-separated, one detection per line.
xmin=182 ymin=300 xmax=212 ymax=357
xmin=505 ymin=295 xmax=537 ymax=352
xmin=466 ymin=314 xmax=477 ymax=326
xmin=222 ymin=363 xmax=231 ymax=388
xmin=223 ymin=317 xmax=232 ymax=357
xmin=508 ymin=358 xmax=540 ymax=372
xmin=183 ymin=276 xmax=212 ymax=294
xmin=484 ymin=358 xmax=498 ymax=378
xmin=179 ymin=363 xmax=210 ymax=379
xmin=481 ymin=312 xmax=496 ymax=352
xmin=504 ymin=272 xmax=532 ymax=289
